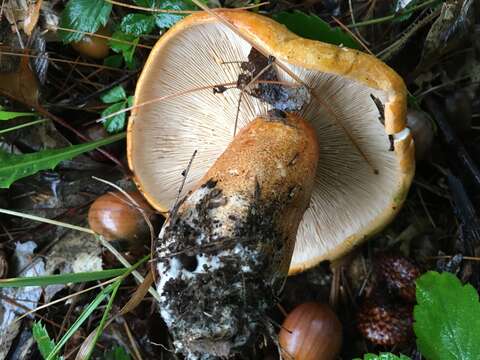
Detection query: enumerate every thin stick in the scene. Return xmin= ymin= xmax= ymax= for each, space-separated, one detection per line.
xmin=429 ymin=255 xmax=480 ymax=261
xmin=347 ymin=0 xmax=439 ymax=28
xmin=0 ymin=50 xmax=128 ymax=72
xmin=331 ymin=16 xmax=373 ymax=55
xmin=52 ymin=67 xmax=102 ymax=103
xmin=0 ymin=208 xmax=161 ymax=302
xmin=234 ymin=61 xmax=275 ymax=136
xmin=123 ymin=321 xmax=143 ymax=360
xmin=105 ymin=0 xmax=269 ymax=13
xmin=15 ymin=278 xmax=118 ymax=322
xmin=95 ymin=235 xmax=161 ymax=302
xmin=170 ymin=150 xmax=197 ymax=217
xmin=0 ymin=118 xmax=48 ymax=135
xmin=0 ymin=208 xmax=95 ymax=234
xmin=53 ymin=26 xmax=152 ymax=49
xmin=97 ymin=82 xmax=236 ymax=123
xmin=96 ymin=79 xmax=298 ymax=124
xmin=347 ymin=0 xmax=371 ymax=47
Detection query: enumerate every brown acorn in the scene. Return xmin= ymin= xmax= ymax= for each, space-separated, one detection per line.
xmin=72 ymin=27 xmax=110 ymax=59
xmin=357 ymin=300 xmax=413 ymax=346
xmin=375 ymin=253 xmax=421 ymax=303
xmin=279 ymin=302 xmax=342 ymax=360
xmin=88 ymin=191 xmax=157 ymax=248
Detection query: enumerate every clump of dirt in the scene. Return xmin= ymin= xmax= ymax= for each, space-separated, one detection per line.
xmin=237 ymin=48 xmax=310 ymax=112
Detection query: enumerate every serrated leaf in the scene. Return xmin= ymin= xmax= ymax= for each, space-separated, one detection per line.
xmin=32 ymin=322 xmax=59 ymax=360
xmin=154 ymin=0 xmax=196 ymax=29
xmin=59 ymin=0 xmax=112 ymax=43
xmin=121 ymin=13 xmax=156 ymax=36
xmin=0 ymin=133 xmax=125 ymax=188
xmin=0 ymin=110 xmax=36 ymax=121
xmin=101 ymin=102 xmax=127 ymax=133
xmin=104 ymin=346 xmax=132 ymax=360
xmin=355 ymin=353 xmax=411 ymax=360
xmin=273 ymin=10 xmax=359 ymax=49
xmin=101 ymin=85 xmax=127 ymax=103
xmin=414 ymin=271 xmax=480 ymax=360
xmin=109 ymin=30 xmax=139 ymax=69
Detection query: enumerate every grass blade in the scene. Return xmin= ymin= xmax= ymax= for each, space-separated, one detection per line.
xmin=0 ymin=268 xmax=127 ymax=288
xmin=84 ymin=281 xmax=121 ymax=359
xmin=46 ymin=281 xmax=118 ymax=360
xmin=0 ymin=118 xmax=48 ymax=135
xmin=0 ymin=109 xmax=36 ymax=120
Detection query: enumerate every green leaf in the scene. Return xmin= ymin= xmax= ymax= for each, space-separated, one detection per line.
xmin=0 ymin=132 xmax=125 ymax=188
xmin=59 ymin=0 xmax=112 ymax=43
xmin=127 ymin=96 xmax=134 ymax=107
xmin=121 ymin=13 xmax=156 ymax=36
xmin=44 ymin=256 xmax=147 ymax=360
xmin=104 ymin=347 xmax=132 ymax=360
xmin=355 ymin=354 xmax=411 ymax=360
xmin=0 ymin=119 xmax=48 ymax=135
xmin=154 ymin=0 xmax=196 ymax=29
xmin=101 ymin=102 xmax=127 ymax=133
xmin=0 ymin=268 xmax=126 ymax=287
xmin=414 ymin=271 xmax=480 ymax=360
xmin=104 ymin=54 xmax=124 ymax=68
xmin=0 ymin=110 xmax=36 ymax=121
xmin=46 ymin=281 xmax=118 ymax=360
xmin=273 ymin=10 xmax=360 ymax=49
xmin=84 ymin=281 xmax=121 ymax=359
xmin=32 ymin=322 xmax=60 ymax=360
xmin=109 ymin=30 xmax=139 ymax=69
xmin=101 ymin=85 xmax=127 ymax=104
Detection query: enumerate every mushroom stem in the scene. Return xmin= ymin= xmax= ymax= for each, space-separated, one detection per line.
xmin=156 ymin=112 xmax=319 ymax=357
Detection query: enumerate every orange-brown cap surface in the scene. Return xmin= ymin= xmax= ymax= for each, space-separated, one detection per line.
xmin=127 ymin=10 xmax=414 ymax=274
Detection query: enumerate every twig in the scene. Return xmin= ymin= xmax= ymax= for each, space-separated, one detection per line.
xmin=0 ymin=50 xmax=128 ymax=72
xmin=71 ymin=71 xmax=139 ymax=107
xmin=376 ymin=8 xmax=440 ymax=61
xmin=0 ymin=208 xmax=161 ymax=302
xmin=347 ymin=0 xmax=441 ymax=28
xmin=53 ymin=26 xmax=152 ymax=49
xmin=105 ymin=0 xmax=269 ymax=13
xmin=234 ymin=60 xmax=275 ymax=136
xmin=347 ymin=0 xmax=371 ymax=47
xmin=331 ymin=16 xmax=373 ymax=55
xmin=170 ymin=150 xmax=197 ymax=218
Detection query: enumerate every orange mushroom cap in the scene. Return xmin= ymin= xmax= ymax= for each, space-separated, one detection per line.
xmin=127 ymin=10 xmax=414 ymax=274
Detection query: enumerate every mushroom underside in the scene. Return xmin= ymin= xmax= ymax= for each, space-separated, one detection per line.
xmin=129 ymin=21 xmax=409 ymax=272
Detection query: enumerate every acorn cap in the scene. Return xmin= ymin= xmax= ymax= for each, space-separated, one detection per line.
xmin=127 ymin=10 xmax=414 ymax=274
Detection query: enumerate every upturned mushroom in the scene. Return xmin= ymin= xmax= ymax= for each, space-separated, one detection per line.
xmin=127 ymin=10 xmax=414 ymax=358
